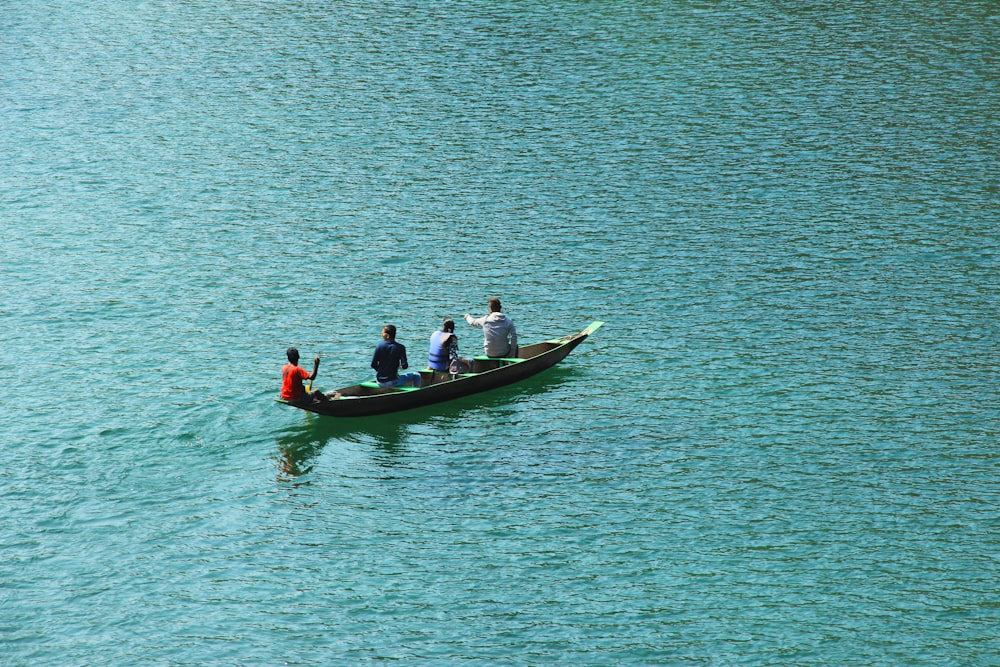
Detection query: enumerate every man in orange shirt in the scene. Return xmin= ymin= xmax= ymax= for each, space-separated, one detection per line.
xmin=281 ymin=347 xmax=321 ymax=402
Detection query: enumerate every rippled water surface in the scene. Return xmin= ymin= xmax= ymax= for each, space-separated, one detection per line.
xmin=1 ymin=2 xmax=997 ymax=664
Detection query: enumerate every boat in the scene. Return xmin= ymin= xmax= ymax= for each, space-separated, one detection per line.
xmin=278 ymin=321 xmax=603 ymax=417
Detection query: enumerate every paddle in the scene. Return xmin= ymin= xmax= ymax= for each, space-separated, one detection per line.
xmin=306 ymin=356 xmax=320 ymax=393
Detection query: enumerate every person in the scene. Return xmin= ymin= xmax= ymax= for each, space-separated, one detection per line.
xmin=464 ymin=297 xmax=518 ymax=358
xmin=281 ymin=347 xmax=323 ymax=402
xmin=371 ymin=324 xmax=422 ymax=388
xmin=428 ymin=318 xmax=460 ymax=371
xmin=429 ymin=318 xmax=471 ymax=375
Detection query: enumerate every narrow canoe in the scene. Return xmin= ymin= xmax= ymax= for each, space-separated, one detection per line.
xmin=278 ymin=321 xmax=603 ymax=418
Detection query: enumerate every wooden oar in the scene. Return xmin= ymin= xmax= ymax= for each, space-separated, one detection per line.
xmin=306 ymin=356 xmax=320 ymax=393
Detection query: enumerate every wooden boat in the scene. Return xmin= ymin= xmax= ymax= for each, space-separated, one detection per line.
xmin=279 ymin=321 xmax=603 ymax=418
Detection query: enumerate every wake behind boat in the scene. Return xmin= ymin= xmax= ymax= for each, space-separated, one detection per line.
xmin=278 ymin=321 xmax=603 ymax=418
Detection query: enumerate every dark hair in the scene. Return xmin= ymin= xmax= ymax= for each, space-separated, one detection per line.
xmin=488 ymin=298 xmax=502 ymax=312
xmin=286 ymin=347 xmax=299 ymax=362
xmin=442 ymin=318 xmax=455 ymax=332
xmin=383 ymin=324 xmax=397 ymax=339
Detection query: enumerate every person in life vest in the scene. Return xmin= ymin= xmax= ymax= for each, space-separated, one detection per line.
xmin=464 ymin=298 xmax=518 ymax=358
xmin=428 ymin=318 xmax=470 ymax=374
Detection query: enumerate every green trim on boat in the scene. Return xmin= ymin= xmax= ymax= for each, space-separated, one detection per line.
xmin=359 ymin=381 xmax=420 ymax=391
xmin=545 ymin=321 xmax=603 ymax=344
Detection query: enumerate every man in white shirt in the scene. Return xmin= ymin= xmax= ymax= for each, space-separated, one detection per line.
xmin=464 ymin=298 xmax=518 ymax=358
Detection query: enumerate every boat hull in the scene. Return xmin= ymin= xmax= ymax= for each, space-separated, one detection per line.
xmin=279 ymin=321 xmax=602 ymax=418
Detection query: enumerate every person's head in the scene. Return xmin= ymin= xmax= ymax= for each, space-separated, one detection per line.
xmin=382 ymin=324 xmax=397 ymax=341
xmin=488 ymin=298 xmax=502 ymax=313
xmin=442 ymin=318 xmax=455 ymax=333
xmin=286 ymin=347 xmax=300 ymax=363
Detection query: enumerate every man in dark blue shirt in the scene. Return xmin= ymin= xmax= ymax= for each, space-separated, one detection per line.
xmin=371 ymin=324 xmax=422 ymax=388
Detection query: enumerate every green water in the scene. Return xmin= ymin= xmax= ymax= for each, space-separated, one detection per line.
xmin=1 ymin=2 xmax=997 ymax=664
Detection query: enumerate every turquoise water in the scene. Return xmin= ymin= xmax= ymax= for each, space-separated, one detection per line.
xmin=2 ymin=2 xmax=997 ymax=664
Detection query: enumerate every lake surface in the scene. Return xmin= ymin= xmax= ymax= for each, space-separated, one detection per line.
xmin=1 ymin=2 xmax=997 ymax=664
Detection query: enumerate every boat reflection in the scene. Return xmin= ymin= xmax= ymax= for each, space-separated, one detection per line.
xmin=276 ymin=414 xmax=409 ymax=478
xmin=275 ymin=366 xmax=578 ymax=479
